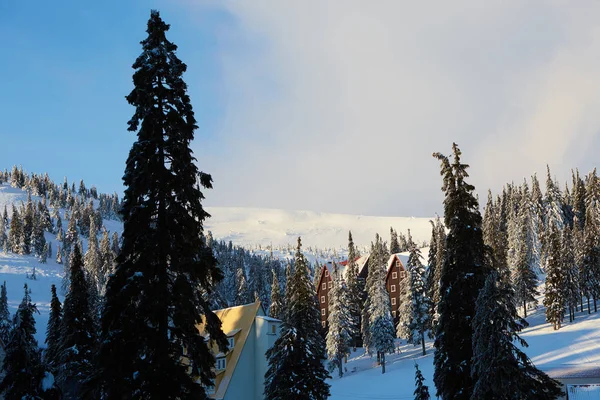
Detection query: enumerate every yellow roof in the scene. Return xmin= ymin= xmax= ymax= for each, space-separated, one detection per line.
xmin=197 ymin=301 xmax=262 ymax=399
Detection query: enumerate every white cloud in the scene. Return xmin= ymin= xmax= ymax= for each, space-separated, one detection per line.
xmin=185 ymin=1 xmax=600 ymax=216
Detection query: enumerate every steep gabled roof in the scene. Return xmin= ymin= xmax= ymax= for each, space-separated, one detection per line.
xmin=320 ymin=253 xmax=371 ymax=284
xmin=197 ymin=301 xmax=262 ymax=399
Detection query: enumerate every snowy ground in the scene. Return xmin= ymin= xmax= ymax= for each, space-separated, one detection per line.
xmin=328 ymin=303 xmax=600 ymax=399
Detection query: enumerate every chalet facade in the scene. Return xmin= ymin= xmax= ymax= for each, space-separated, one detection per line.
xmin=196 ymin=301 xmax=281 ymax=400
xmin=316 ymin=252 xmax=411 ymax=329
xmin=385 ymin=253 xmax=409 ymax=324
xmin=316 ymin=255 xmax=370 ymax=329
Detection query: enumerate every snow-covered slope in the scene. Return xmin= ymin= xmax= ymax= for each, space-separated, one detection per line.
xmin=205 ymin=207 xmax=433 ymax=249
xmin=328 ymin=302 xmax=600 ymax=399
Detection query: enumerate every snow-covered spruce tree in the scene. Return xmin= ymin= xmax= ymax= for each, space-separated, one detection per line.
xmin=269 ymin=270 xmax=283 ymax=319
xmin=326 ymin=264 xmax=352 ymax=378
xmin=92 ymin=11 xmax=228 ymax=399
xmin=390 ymin=227 xmax=401 ymax=254
xmin=235 ymin=268 xmax=251 ymax=306
xmin=21 ymin=193 xmax=34 ymax=255
xmin=471 ymin=270 xmax=563 ymax=399
xmin=414 ymin=363 xmax=431 ymax=400
xmin=483 ymin=190 xmax=508 ymax=279
xmin=63 ymin=212 xmax=78 ymax=264
xmin=345 ymin=231 xmax=363 ymax=349
xmin=572 ymin=169 xmax=586 ymax=231
xmin=562 ymin=226 xmax=579 ymax=323
xmin=511 ymin=184 xmax=539 ymax=317
xmin=366 ymin=234 xmax=396 ymax=374
xmin=84 ymin=216 xmax=101 ymax=291
xmin=264 ymin=237 xmax=330 ymax=400
xmin=57 ymin=244 xmax=96 ymax=399
xmin=544 ymin=224 xmax=565 ymax=330
xmin=98 ymin=229 xmax=114 ymax=295
xmin=31 ymin=213 xmax=46 ymax=258
xmin=582 ymin=169 xmax=600 ymax=313
xmin=0 ymin=282 xmax=11 ymax=345
xmin=0 ymin=284 xmax=43 ymax=399
xmin=406 ymin=244 xmax=430 ymax=356
xmin=425 ymin=221 xmax=437 ymax=329
xmin=541 ymin=165 xmax=567 ymax=269
xmin=429 ymin=217 xmax=446 ymax=333
xmin=432 ymin=143 xmax=491 ymax=400
xmin=8 ymin=206 xmax=23 ymax=254
xmin=55 ymin=245 xmax=62 ymax=265
xmin=44 ymin=284 xmax=62 ymax=374
xmin=396 ymin=263 xmax=414 ymax=341
xmin=0 ymin=216 xmax=7 ymax=253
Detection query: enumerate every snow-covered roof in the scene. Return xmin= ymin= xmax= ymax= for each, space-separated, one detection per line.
xmin=544 ymin=364 xmax=600 ymax=380
xmin=256 ymin=315 xmax=281 ymax=323
xmin=324 ymin=254 xmax=370 ymax=281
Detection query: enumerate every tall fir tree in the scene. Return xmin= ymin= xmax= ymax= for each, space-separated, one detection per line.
xmin=425 ymin=220 xmax=438 ymax=337
xmin=405 ymin=243 xmax=430 ymax=356
xmin=44 ymin=284 xmax=62 ymax=374
xmin=0 ymin=282 xmax=11 ymax=345
xmin=326 ymin=264 xmax=352 ymax=378
xmin=92 ymin=11 xmax=227 ymax=399
xmin=471 ymin=271 xmax=562 ymax=399
xmin=390 ymin=227 xmax=401 ymax=254
xmin=268 ymin=270 xmax=283 ymax=319
xmin=562 ymin=226 xmax=579 ymax=323
xmin=264 ymin=238 xmax=330 ymax=400
xmin=511 ymin=184 xmax=539 ymax=317
xmin=8 ymin=206 xmax=23 ymax=254
xmin=432 ymin=144 xmax=490 ymax=400
xmin=98 ymin=229 xmax=114 ymax=295
xmin=345 ymin=231 xmax=363 ymax=349
xmin=544 ymin=224 xmax=565 ymax=330
xmin=0 ymin=284 xmax=43 ymax=399
xmin=414 ymin=363 xmax=431 ymax=400
xmin=57 ymin=244 xmax=96 ymax=399
xmin=365 ymin=234 xmax=396 ymax=373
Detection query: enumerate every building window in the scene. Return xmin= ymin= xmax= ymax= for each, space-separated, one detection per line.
xmin=391 ymin=285 xmax=396 ymax=293
xmin=328 ymin=281 xmax=332 ymax=289
xmin=392 ymin=311 xmax=396 ymax=318
xmin=228 ymin=337 xmax=235 ymax=349
xmin=216 ymin=357 xmax=226 ymax=371
xmin=269 ymin=324 xmax=277 ymax=335
xmin=391 ymin=297 xmax=396 ymax=305
xmin=325 ymin=269 xmax=329 ymax=276
xmin=321 ymin=296 xmax=325 ymax=303
xmin=392 ymin=271 xmax=397 ymax=279
xmin=322 ymin=321 xmax=326 ymax=328
xmin=321 ymin=308 xmax=326 ymax=316
xmin=322 ymin=283 xmax=326 ymax=290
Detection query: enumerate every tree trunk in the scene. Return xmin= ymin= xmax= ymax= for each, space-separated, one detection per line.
xmin=523 ymin=300 xmax=527 ymax=318
xmin=595 ymin=295 xmax=598 ymax=313
xmin=338 ymin=356 xmax=343 ymax=378
xmin=421 ymin=331 xmax=426 ymax=356
xmin=381 ymin=352 xmax=385 ymax=374
xmin=588 ymin=297 xmax=591 ymax=314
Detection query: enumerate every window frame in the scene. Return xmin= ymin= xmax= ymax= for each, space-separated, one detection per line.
xmin=391 ymin=285 xmax=396 ymax=293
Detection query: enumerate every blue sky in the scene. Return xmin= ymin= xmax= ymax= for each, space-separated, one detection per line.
xmin=3 ymin=2 xmax=600 ymax=217
xmin=0 ymin=1 xmax=230 ymax=196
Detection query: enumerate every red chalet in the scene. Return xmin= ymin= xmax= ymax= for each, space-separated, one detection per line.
xmin=316 ymin=252 xmax=411 ymax=329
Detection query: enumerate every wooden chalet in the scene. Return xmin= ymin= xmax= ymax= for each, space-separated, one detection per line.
xmin=316 ymin=251 xmax=413 ymax=329
xmin=316 ymin=254 xmax=370 ymax=329
xmin=385 ymin=253 xmax=409 ymax=324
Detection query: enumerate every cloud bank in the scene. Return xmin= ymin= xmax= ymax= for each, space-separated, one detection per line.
xmin=186 ymin=1 xmax=600 ymax=217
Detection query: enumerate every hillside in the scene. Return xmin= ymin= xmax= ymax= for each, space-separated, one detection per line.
xmin=204 ymin=206 xmax=433 ymax=249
